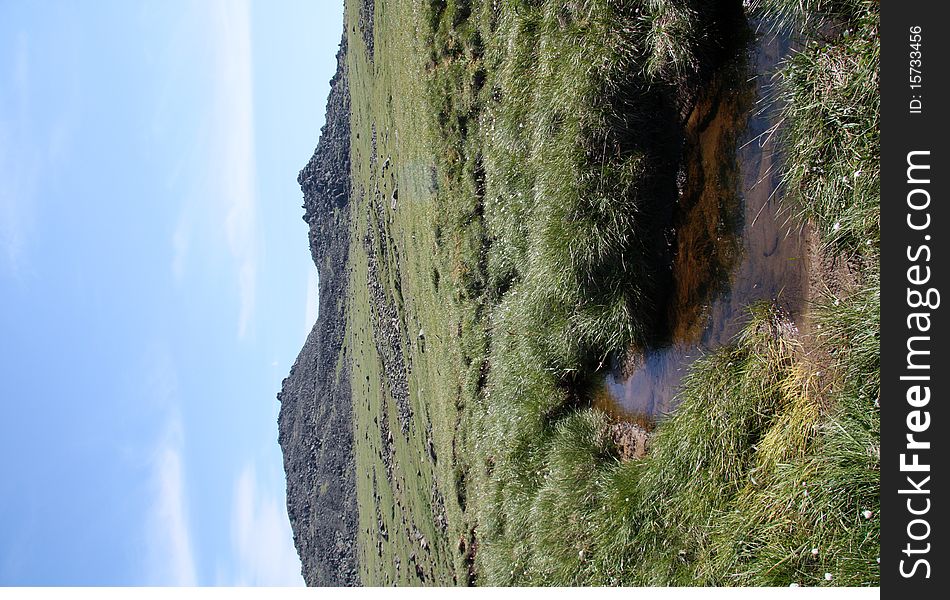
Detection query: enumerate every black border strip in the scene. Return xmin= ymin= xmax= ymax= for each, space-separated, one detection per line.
xmin=882 ymin=0 xmax=947 ymax=595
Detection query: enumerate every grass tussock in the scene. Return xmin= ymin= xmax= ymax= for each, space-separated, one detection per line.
xmin=757 ymin=0 xmax=880 ymax=255
xmin=417 ymin=0 xmax=879 ymax=586
xmin=476 ymin=301 xmax=879 ymax=586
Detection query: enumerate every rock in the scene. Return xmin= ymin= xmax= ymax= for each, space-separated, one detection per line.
xmin=609 ymin=422 xmax=652 ymax=461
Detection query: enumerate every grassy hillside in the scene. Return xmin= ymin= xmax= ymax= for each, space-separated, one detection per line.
xmin=335 ymin=0 xmax=879 ymax=586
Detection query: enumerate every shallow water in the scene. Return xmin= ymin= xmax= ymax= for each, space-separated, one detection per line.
xmin=603 ymin=28 xmax=809 ymax=422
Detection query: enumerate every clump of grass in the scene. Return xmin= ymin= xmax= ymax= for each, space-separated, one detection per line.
xmin=627 ymin=306 xmax=803 ymax=585
xmin=474 ymin=302 xmax=878 ymax=586
xmin=478 ymin=0 xmax=693 ymax=375
xmin=758 ymin=0 xmax=880 ymax=256
xmin=417 ymin=0 xmax=879 ymax=587
xmin=709 ymin=283 xmax=880 ymax=587
xmin=749 ymin=0 xmax=873 ymax=36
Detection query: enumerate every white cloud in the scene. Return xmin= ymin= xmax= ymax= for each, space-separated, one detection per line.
xmin=230 ymin=464 xmax=303 ymax=586
xmin=304 ymin=268 xmax=319 ymax=336
xmin=146 ymin=412 xmax=197 ymax=586
xmin=0 ymin=148 xmax=34 ymax=273
xmin=208 ymin=0 xmax=258 ymax=339
xmin=236 ymin=259 xmax=257 ymax=339
xmin=160 ymin=0 xmax=258 ymax=336
xmin=171 ymin=217 xmax=190 ymax=282
xmin=0 ymin=32 xmax=37 ymax=273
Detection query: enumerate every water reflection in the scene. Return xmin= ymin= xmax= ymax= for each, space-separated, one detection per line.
xmin=605 ymin=27 xmax=808 ymax=422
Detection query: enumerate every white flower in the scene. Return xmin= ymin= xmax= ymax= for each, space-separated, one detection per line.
xmin=789 ymin=583 xmax=799 ymax=587
xmin=833 ymin=222 xmax=841 ymax=232
xmin=812 ymin=548 xmax=819 ymax=556
xmin=825 ymin=573 xmax=833 ymax=581
xmin=863 ymin=510 xmax=874 ymax=519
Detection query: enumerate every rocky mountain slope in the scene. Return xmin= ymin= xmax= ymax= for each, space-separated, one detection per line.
xmin=276 ymin=33 xmax=359 ymax=587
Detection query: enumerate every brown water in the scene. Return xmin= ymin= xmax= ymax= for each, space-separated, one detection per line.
xmin=602 ymin=29 xmax=809 ymax=422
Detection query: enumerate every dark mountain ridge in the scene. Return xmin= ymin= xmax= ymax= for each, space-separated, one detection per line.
xmin=276 ymin=33 xmax=358 ymax=587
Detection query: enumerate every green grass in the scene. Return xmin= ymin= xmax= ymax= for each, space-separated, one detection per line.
xmin=468 ymin=296 xmax=879 ymax=586
xmin=346 ymin=0 xmax=471 ymax=584
xmin=759 ymin=0 xmax=881 ymax=256
xmin=336 ymin=0 xmax=879 ymax=587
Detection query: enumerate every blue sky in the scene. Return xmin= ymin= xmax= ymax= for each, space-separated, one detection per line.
xmin=0 ymin=0 xmax=343 ymax=585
